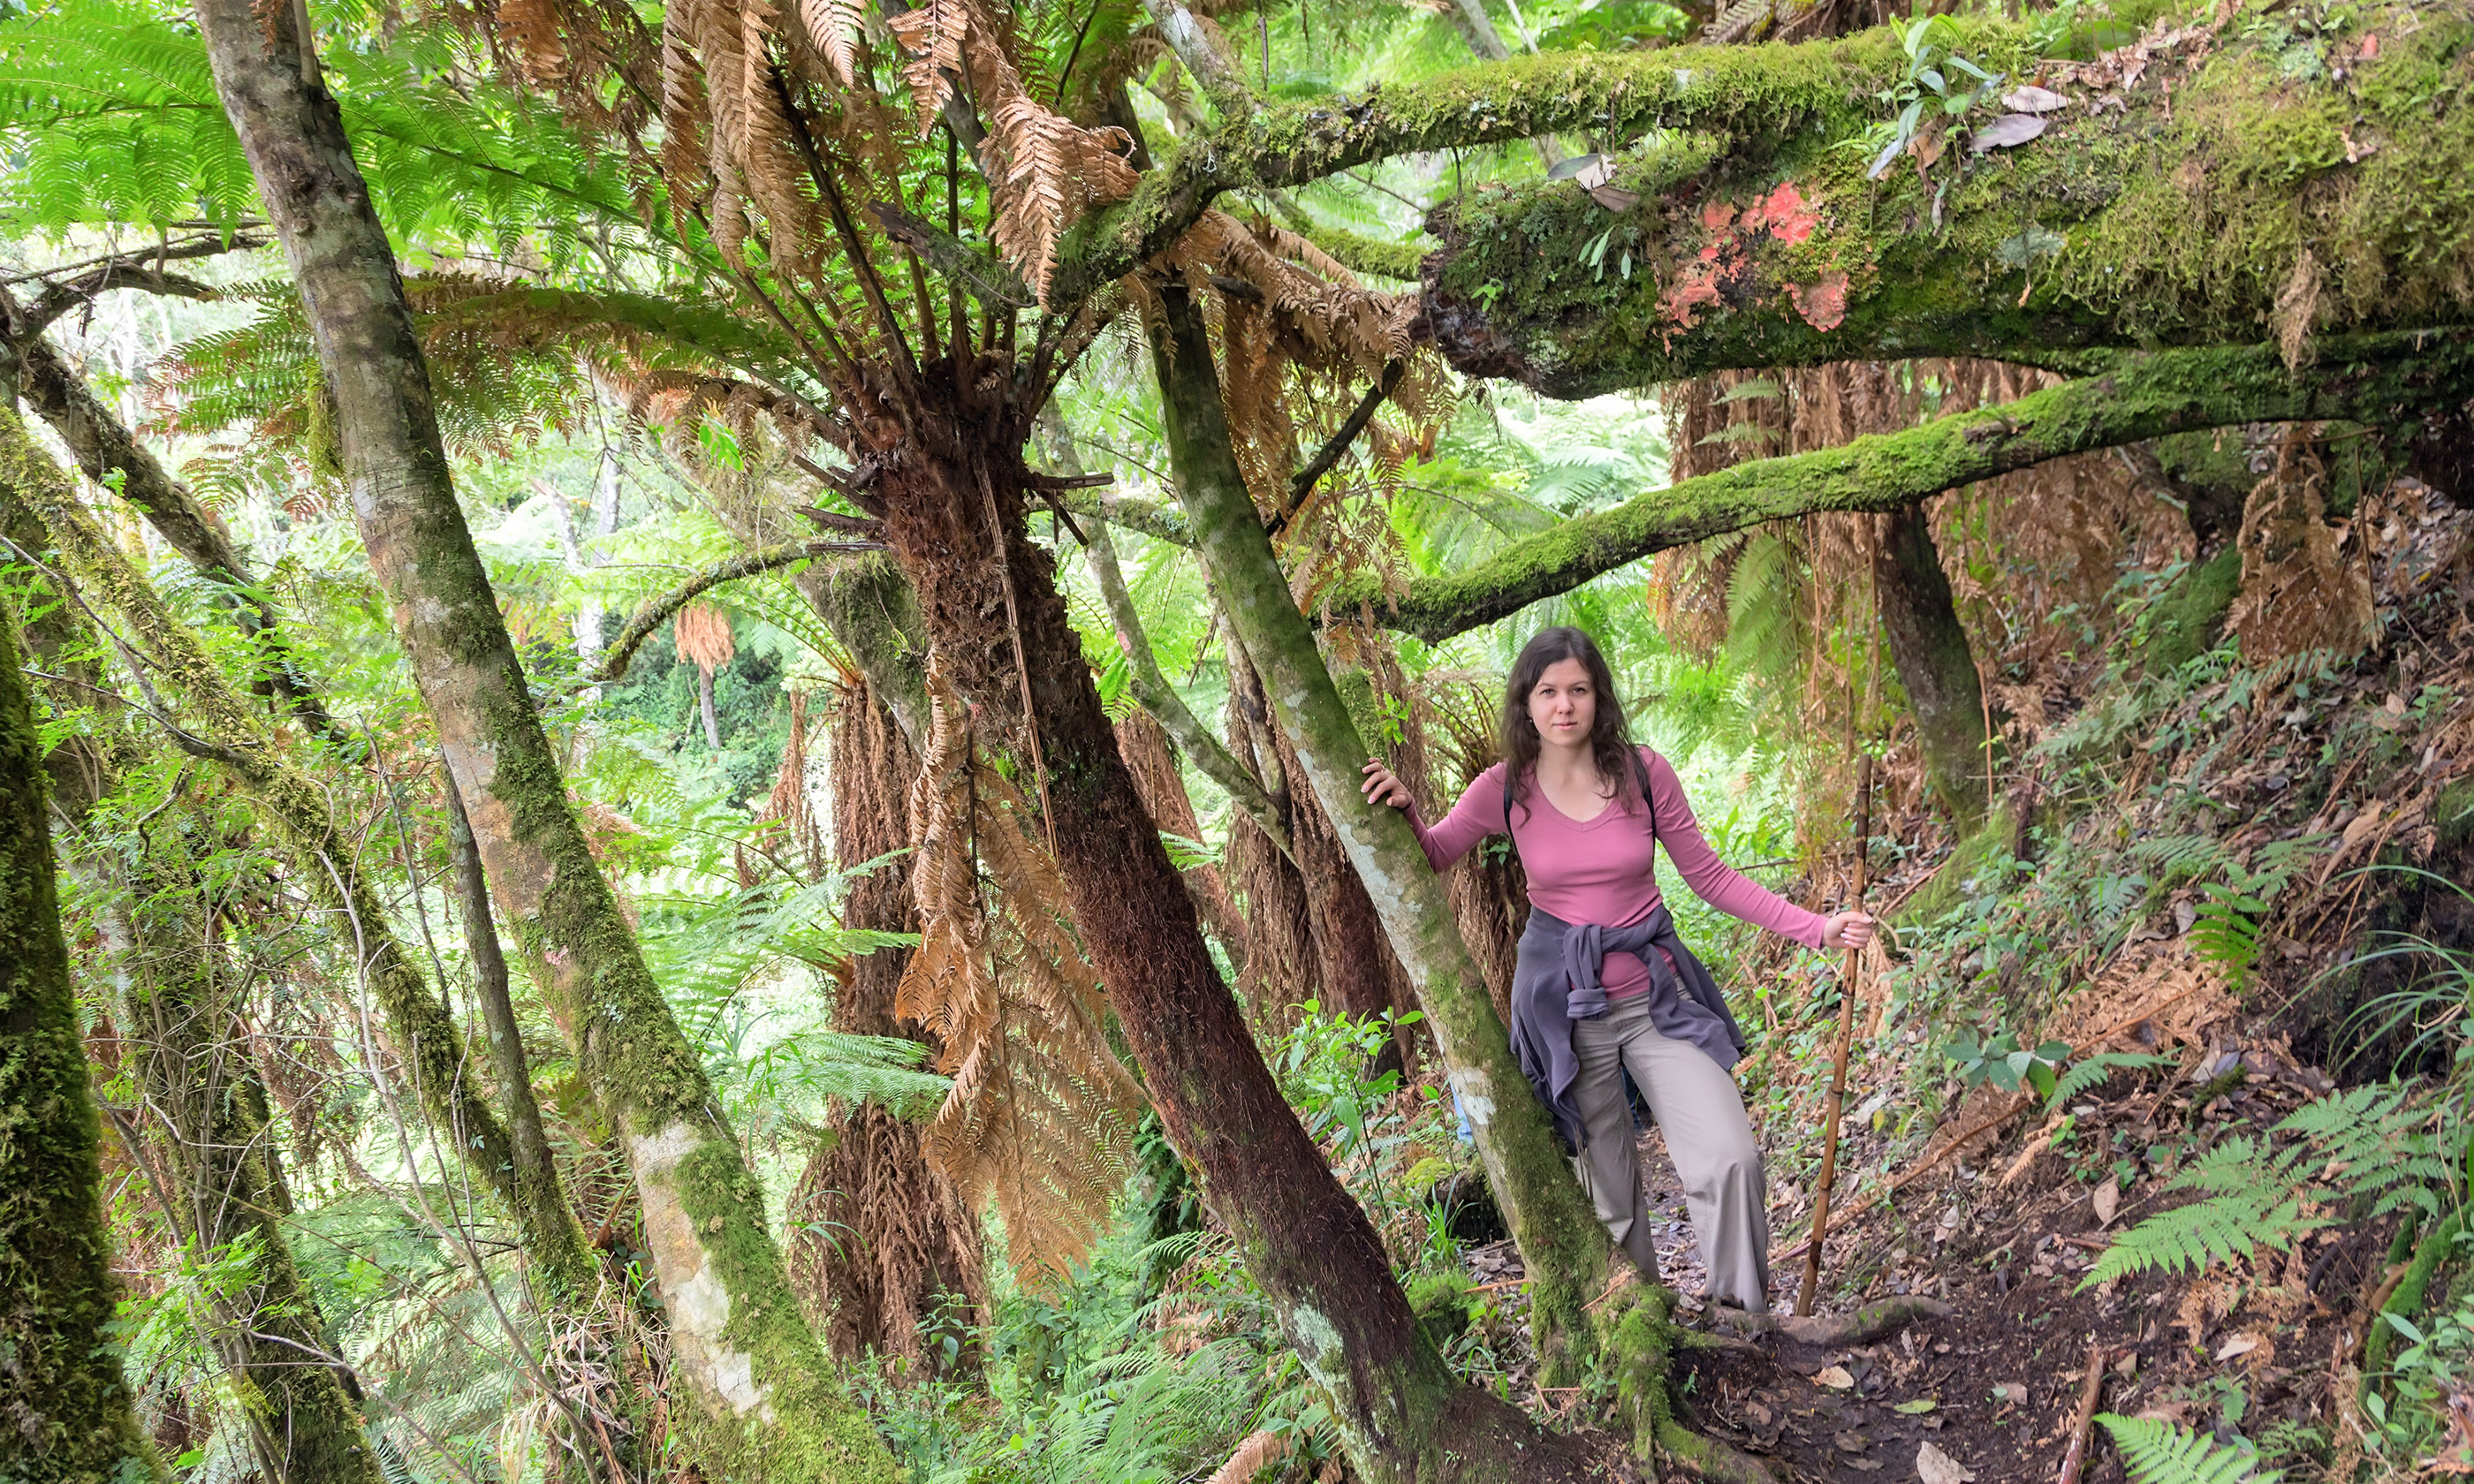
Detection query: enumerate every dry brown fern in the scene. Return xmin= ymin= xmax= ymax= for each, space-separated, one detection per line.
xmin=897 ymin=661 xmax=1145 ymax=1286
xmin=884 ymin=0 xmax=1139 ymax=303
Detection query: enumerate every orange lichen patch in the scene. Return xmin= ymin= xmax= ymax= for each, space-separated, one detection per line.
xmin=1661 ymin=179 xmax=1832 ymax=330
xmin=1787 ymin=272 xmax=1849 ymax=330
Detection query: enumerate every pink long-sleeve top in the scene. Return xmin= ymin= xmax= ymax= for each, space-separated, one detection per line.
xmin=1406 ymin=745 xmax=1828 ymax=1002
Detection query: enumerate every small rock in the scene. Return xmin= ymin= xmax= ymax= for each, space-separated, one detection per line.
xmin=1817 ymin=1365 xmax=1856 ymax=1389
xmin=1835 ymin=1429 xmax=1870 ymax=1453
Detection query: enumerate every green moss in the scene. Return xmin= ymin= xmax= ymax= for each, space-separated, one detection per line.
xmin=0 ymin=600 xmax=163 ymax=1484
xmin=1408 ymin=0 xmax=2474 ymax=394
xmin=2138 ymin=543 xmax=2243 ymax=673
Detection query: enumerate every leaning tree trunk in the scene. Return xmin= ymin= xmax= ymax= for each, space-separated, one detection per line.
xmin=0 ymin=601 xmax=162 ymax=1484
xmin=1874 ymin=503 xmax=1996 ymax=826
xmin=1221 ymin=655 xmax=1325 ymax=1032
xmin=189 ymin=6 xmax=897 ymax=1474
xmin=14 ymin=552 xmax=380 ymax=1484
xmin=0 ymin=414 xmax=599 ymax=1304
xmin=865 ymin=360 xmax=1588 ymax=1480
xmin=786 ymin=678 xmax=988 ymax=1369
xmin=1112 ymin=704 xmax=1254 ymax=979
xmin=1144 ymin=281 xmax=1616 ymax=1375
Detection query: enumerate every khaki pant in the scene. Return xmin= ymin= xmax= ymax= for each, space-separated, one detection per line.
xmin=1570 ymin=995 xmax=1772 ymax=1312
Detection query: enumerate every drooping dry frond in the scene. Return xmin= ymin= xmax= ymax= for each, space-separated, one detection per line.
xmin=896 ymin=661 xmax=1144 ymax=1286
xmin=885 ymin=0 xmax=1139 ymax=302
xmin=673 ymin=601 xmax=739 ymax=674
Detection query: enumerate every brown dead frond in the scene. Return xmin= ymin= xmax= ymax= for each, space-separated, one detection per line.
xmin=898 ymin=661 xmax=1145 ymax=1286
xmin=2226 ymin=425 xmax=2380 ymax=662
xmin=885 ymin=0 xmax=1138 ymax=303
xmin=673 ymin=601 xmax=738 ymax=674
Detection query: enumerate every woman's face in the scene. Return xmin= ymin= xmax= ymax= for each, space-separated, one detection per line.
xmin=1527 ymin=657 xmax=1597 ymax=751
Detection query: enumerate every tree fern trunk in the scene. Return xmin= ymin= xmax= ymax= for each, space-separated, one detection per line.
xmin=188 ymin=7 xmax=899 ymax=1476
xmin=0 ymin=599 xmax=163 ymax=1484
xmin=788 ymin=679 xmax=988 ymax=1369
xmin=1147 ymin=279 xmax=1615 ymax=1413
xmin=865 ymin=366 xmax=1589 ymax=1478
xmin=1874 ymin=503 xmax=1997 ymax=826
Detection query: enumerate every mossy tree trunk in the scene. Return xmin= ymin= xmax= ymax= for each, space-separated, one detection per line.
xmin=0 ymin=413 xmax=599 ymax=1304
xmin=1327 ymin=335 xmax=2474 ymax=642
xmin=1874 ymin=504 xmax=1997 ymax=825
xmin=0 ymin=288 xmax=331 ymax=734
xmin=1146 ymin=280 xmax=1617 ymax=1380
xmin=12 ymin=541 xmax=376 ymax=1484
xmin=0 ymin=600 xmax=162 ymax=1484
xmin=187 ymin=11 xmax=901 ymax=1472
xmin=861 ymin=358 xmax=1588 ymax=1479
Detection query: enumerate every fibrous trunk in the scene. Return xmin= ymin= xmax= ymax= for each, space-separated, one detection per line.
xmin=1112 ymin=704 xmax=1253 ymax=977
xmin=1873 ymin=503 xmax=1996 ymax=825
xmin=868 ymin=361 xmax=1585 ymax=1480
xmin=1144 ymin=281 xmax=1613 ymax=1412
xmin=787 ymin=678 xmax=988 ymax=1368
xmin=189 ymin=5 xmax=899 ymax=1473
xmin=0 ymin=600 xmax=162 ymax=1484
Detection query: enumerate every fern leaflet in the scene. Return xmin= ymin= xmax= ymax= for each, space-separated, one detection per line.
xmin=2098 ymin=1415 xmax=2281 ymax=1482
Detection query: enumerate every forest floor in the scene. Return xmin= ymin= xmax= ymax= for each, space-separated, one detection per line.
xmin=1458 ymin=1043 xmax=2394 ymax=1482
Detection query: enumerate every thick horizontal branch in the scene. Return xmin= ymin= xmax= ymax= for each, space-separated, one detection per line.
xmin=594 ymin=541 xmax=877 ymax=683
xmin=1420 ymin=0 xmax=2471 ymax=393
xmin=1047 ymin=19 xmax=1910 ymax=305
xmin=1344 ymin=333 xmax=2474 ymax=642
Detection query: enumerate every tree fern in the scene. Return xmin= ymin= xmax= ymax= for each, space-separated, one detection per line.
xmin=2088 ymin=1084 xmax=2451 ymax=1284
xmin=2098 ymin=1415 xmax=2282 ymax=1482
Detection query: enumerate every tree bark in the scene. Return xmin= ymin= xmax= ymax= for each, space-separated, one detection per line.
xmin=1113 ymin=704 xmax=1255 ymax=980
xmin=1147 ymin=280 xmax=1614 ymax=1382
xmin=0 ymin=600 xmax=163 ymax=1484
xmin=862 ymin=359 xmax=1584 ymax=1476
xmin=1873 ymin=504 xmax=1996 ymax=825
xmin=0 ymin=410 xmax=607 ymax=1296
xmin=1051 ymin=10 xmax=2471 ymax=382
xmin=171 ymin=13 xmax=910 ymax=1467
xmin=1332 ymin=334 xmax=2474 ymax=641
xmin=786 ymin=678 xmax=988 ymax=1370
xmin=0 ymin=294 xmax=335 ymax=734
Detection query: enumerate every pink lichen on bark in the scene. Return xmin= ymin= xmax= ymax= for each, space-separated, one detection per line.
xmin=1660 ymin=180 xmax=1829 ymax=329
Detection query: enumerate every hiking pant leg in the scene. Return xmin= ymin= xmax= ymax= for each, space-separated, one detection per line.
xmin=1570 ymin=997 xmax=1660 ymax=1279
xmin=1624 ymin=1020 xmax=1772 ymax=1313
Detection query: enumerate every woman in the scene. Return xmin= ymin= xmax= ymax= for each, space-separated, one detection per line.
xmin=1361 ymin=626 xmax=1874 ymax=1313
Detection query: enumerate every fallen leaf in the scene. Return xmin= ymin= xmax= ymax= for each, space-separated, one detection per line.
xmin=2215 ymin=1332 xmax=2261 ymax=1361
xmin=1969 ymin=113 xmax=2048 ymax=152
xmin=1893 ymin=1397 xmax=1938 ymax=1414
xmin=1994 ymin=1382 xmax=2028 ymax=1404
xmin=1835 ymin=1429 xmax=1870 ymax=1452
xmin=1548 ymin=152 xmax=1605 ymax=182
xmin=1916 ymin=1441 xmax=1977 ymax=1484
xmin=2002 ymin=84 xmax=2070 ymax=111
xmin=2092 ymin=1181 xmax=2121 ymax=1227
xmin=1818 ymin=1365 xmax=1856 ymax=1389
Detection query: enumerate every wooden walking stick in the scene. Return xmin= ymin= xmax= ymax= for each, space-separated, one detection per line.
xmin=1795 ymin=740 xmax=1873 ymax=1317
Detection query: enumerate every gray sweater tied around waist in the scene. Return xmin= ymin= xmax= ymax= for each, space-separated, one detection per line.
xmin=1509 ymin=903 xmax=1745 ymax=1149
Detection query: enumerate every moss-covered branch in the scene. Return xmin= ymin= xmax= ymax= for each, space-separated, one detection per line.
xmin=592 ymin=541 xmax=875 ymax=685
xmin=1343 ymin=333 xmax=2474 ymax=641
xmin=1057 ymin=3 xmax=2472 ymax=385
xmin=1419 ymin=0 xmax=2474 ymax=393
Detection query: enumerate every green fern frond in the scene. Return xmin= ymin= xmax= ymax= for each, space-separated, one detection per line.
xmin=2045 ymin=1053 xmax=2176 ymax=1111
xmin=2098 ymin=1414 xmax=2281 ymax=1482
xmin=2127 ymin=833 xmax=2227 ymax=883
xmin=2084 ymin=1137 xmax=2325 ymax=1283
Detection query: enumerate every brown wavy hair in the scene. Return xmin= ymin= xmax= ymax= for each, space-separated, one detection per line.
xmin=1499 ymin=626 xmax=1642 ymax=822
